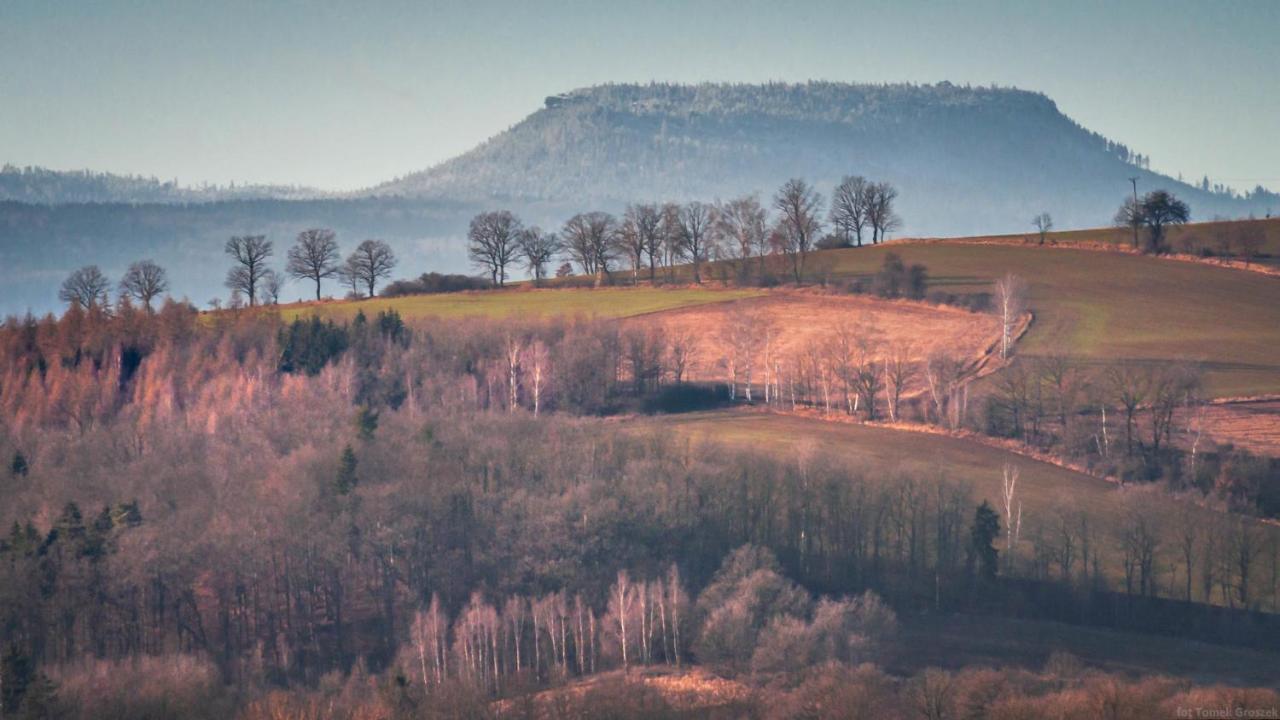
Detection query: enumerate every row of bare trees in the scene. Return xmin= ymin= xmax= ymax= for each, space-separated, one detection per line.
xmin=59 ymin=261 xmax=170 ymax=311
xmin=56 ymin=230 xmax=399 ymax=312
xmin=986 ymin=356 xmax=1206 ymax=463
xmin=234 ymin=232 xmax=398 ymax=305
xmin=466 ymin=177 xmax=901 ymax=287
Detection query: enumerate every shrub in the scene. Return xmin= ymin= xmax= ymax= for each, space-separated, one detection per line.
xmin=694 ymin=545 xmax=811 ymax=673
xmin=48 ymin=654 xmax=231 ymax=720
xmin=382 ymin=272 xmax=492 ymax=297
xmin=751 ymin=593 xmax=897 ymax=675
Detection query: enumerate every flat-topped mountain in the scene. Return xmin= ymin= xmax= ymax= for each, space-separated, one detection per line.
xmin=373 ymin=82 xmax=1274 ymax=235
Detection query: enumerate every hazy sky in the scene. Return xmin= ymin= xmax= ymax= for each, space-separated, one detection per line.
xmin=2 ymin=0 xmax=1277 ymax=192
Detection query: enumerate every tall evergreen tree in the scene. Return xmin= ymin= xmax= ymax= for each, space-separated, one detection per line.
xmin=968 ymin=501 xmax=1001 ymax=581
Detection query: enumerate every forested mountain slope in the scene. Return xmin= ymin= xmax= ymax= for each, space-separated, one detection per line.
xmin=0 ymin=164 xmax=322 ymax=204
xmin=374 ymin=82 xmax=1276 ymax=235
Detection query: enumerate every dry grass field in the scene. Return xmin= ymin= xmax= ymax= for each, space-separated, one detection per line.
xmin=630 ymin=291 xmax=1001 ymax=393
xmin=1190 ymin=400 xmax=1280 ymax=456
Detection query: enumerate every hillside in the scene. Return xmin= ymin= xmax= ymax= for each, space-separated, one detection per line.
xmin=293 ymin=220 xmax=1280 ymax=399
xmin=652 ymin=410 xmax=1280 ymax=591
xmin=815 ymin=239 xmax=1280 ymax=398
xmin=374 ymin=82 xmax=1277 ymax=234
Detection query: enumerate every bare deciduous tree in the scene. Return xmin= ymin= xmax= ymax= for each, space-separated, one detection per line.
xmin=468 ymin=210 xmax=522 ymax=286
xmin=830 ymin=175 xmax=871 ymax=246
xmin=262 ymin=269 xmax=284 ymax=305
xmin=286 ymin=228 xmax=340 ymax=300
xmin=884 ymin=343 xmax=915 ymax=422
xmin=772 ymin=178 xmax=823 ymax=283
xmin=677 ymin=201 xmax=714 ymax=284
xmin=924 ymin=352 xmax=967 ymax=429
xmin=523 ymin=340 xmax=551 ymax=416
xmin=1032 ymin=213 xmax=1053 ymax=245
xmin=1106 ymin=361 xmax=1150 ymax=459
xmin=608 ymin=571 xmax=635 ymax=670
xmin=993 ymin=273 xmax=1028 ymax=359
xmin=60 ymin=265 xmax=112 ymax=308
xmin=1001 ymin=464 xmax=1022 ymax=569
xmin=715 ymin=195 xmax=767 ymax=283
xmin=561 ymin=212 xmax=617 ymax=285
xmin=658 ymin=202 xmax=686 ymax=282
xmin=667 ymin=329 xmax=697 ymax=384
xmin=625 ymin=203 xmax=663 ymax=282
xmin=517 ymin=227 xmax=561 ymax=286
xmin=118 ymin=259 xmax=169 ymax=310
xmin=616 ymin=212 xmax=646 ymax=284
xmin=1114 ymin=196 xmax=1144 ymax=249
xmin=344 ymin=239 xmax=397 ymax=297
xmin=1119 ymin=506 xmax=1162 ymax=596
xmin=865 ymin=181 xmax=901 ymax=244
xmin=224 ymin=235 xmax=273 ymax=306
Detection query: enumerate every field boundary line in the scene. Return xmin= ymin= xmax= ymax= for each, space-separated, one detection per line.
xmin=903 ymin=236 xmax=1280 ymax=279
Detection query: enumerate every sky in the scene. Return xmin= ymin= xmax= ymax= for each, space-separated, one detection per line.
xmin=2 ymin=0 xmax=1277 ymax=193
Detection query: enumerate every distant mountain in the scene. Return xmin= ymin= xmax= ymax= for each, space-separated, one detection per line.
xmin=372 ymin=82 xmax=1276 ymax=235
xmin=0 ymin=164 xmax=324 ymax=204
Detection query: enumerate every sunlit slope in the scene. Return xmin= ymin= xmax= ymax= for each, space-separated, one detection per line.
xmin=285 ymin=286 xmax=763 ymax=322
xmin=821 ymin=242 xmax=1280 ymax=397
xmin=940 ymin=216 xmax=1280 ymax=263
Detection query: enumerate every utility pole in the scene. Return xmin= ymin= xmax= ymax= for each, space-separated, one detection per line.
xmin=1128 ymin=176 xmax=1140 ymax=249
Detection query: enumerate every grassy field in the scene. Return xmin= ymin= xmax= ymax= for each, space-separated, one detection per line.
xmin=658 ymin=410 xmax=1124 ymax=521
xmin=650 ymin=410 xmax=1280 ymax=596
xmin=282 ymin=286 xmax=763 ymax=322
xmin=940 ymin=216 xmax=1280 ymax=263
xmin=817 ymin=241 xmax=1280 ymax=397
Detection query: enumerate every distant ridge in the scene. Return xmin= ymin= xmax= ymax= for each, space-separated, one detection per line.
xmin=0 ymin=164 xmax=324 ymax=204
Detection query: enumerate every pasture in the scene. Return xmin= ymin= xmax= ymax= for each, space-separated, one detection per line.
xmin=819 ymin=241 xmax=1280 ymax=397
xmin=935 ymin=216 xmax=1280 ymax=264
xmin=283 ymin=285 xmax=763 ymax=322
